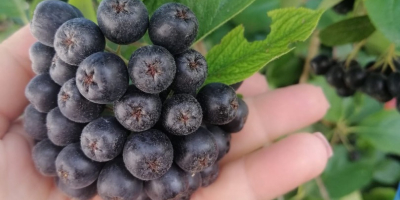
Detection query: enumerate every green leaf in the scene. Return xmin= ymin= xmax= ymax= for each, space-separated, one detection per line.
xmin=340 ymin=191 xmax=363 ymax=200
xmin=143 ymin=0 xmax=255 ymax=42
xmin=205 ymin=8 xmax=324 ymax=85
xmin=364 ymin=0 xmax=400 ymax=47
xmin=373 ymin=159 xmax=400 ymax=185
xmin=266 ymin=51 xmax=303 ymax=88
xmin=363 ymin=187 xmax=396 ymax=200
xmin=350 ymin=110 xmax=400 ymax=155
xmin=0 ymin=0 xmax=29 ymax=24
xmin=69 ymin=0 xmax=97 ymax=23
xmin=319 ymin=16 xmax=375 ymax=46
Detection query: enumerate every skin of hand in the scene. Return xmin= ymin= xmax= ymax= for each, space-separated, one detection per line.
xmin=0 ymin=26 xmax=332 ymax=200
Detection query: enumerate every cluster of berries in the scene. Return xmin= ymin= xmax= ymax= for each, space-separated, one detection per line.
xmin=24 ymin=0 xmax=249 ymax=200
xmin=311 ymin=55 xmax=400 ymax=110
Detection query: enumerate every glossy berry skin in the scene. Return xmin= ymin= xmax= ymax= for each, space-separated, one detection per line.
xmin=114 ymin=86 xmax=162 ymax=132
xmin=149 ymin=3 xmax=198 ymax=55
xmin=310 ymin=55 xmax=331 ymax=75
xmin=333 ymin=0 xmax=355 ymax=15
xmin=81 ymin=117 xmax=129 ymax=162
xmin=170 ymin=127 xmax=218 ymax=173
xmin=123 ymin=130 xmax=174 ymax=180
xmin=144 ymin=164 xmax=189 ymax=200
xmin=325 ymin=64 xmax=346 ymax=88
xmin=50 ymin=55 xmax=78 ymax=86
xmin=200 ymin=163 xmax=219 ymax=187
xmin=97 ymin=0 xmax=149 ymax=44
xmin=32 ymin=139 xmax=63 ymax=176
xmin=25 ymin=74 xmax=60 ymax=113
xmin=97 ymin=158 xmax=143 ymax=200
xmin=54 ymin=18 xmax=105 ymax=65
xmin=363 ymin=73 xmax=393 ymax=102
xmin=29 ymin=42 xmax=55 ymax=74
xmin=344 ymin=65 xmax=367 ymax=89
xmin=46 ymin=107 xmax=85 ymax=146
xmin=55 ymin=143 xmax=103 ymax=189
xmin=220 ymin=98 xmax=249 ymax=133
xmin=172 ymin=49 xmax=208 ymax=94
xmin=197 ymin=83 xmax=239 ymax=125
xmin=388 ymin=72 xmax=400 ymax=97
xmin=30 ymin=0 xmax=82 ymax=47
xmin=230 ymin=81 xmax=243 ymax=91
xmin=162 ymin=94 xmax=203 ymax=135
xmin=207 ymin=125 xmax=231 ymax=161
xmin=23 ymin=104 xmax=48 ymax=140
xmin=128 ymin=45 xmax=176 ymax=94
xmin=58 ymin=79 xmax=104 ymax=123
xmin=180 ymin=173 xmax=202 ymax=200
xmin=76 ymin=52 xmax=129 ymax=104
xmin=336 ymin=86 xmax=356 ymax=97
xmin=55 ymin=178 xmax=97 ymax=200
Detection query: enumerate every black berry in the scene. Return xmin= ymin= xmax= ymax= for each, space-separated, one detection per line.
xmin=29 ymin=42 xmax=55 ymax=74
xmin=25 ymin=74 xmax=60 ymax=113
xmin=311 ymin=55 xmax=331 ymax=75
xmin=23 ymin=104 xmax=48 ymax=140
xmin=362 ymin=73 xmax=393 ymax=102
xmin=336 ymin=86 xmax=356 ymax=97
xmin=220 ymin=98 xmax=249 ymax=133
xmin=207 ymin=125 xmax=231 ymax=161
xmin=200 ymin=163 xmax=219 ymax=187
xmin=344 ymin=65 xmax=367 ymax=89
xmin=388 ymin=72 xmax=400 ymax=97
xmin=50 ymin=55 xmax=78 ymax=86
xmin=333 ymin=0 xmax=355 ymax=15
xmin=325 ymin=64 xmax=346 ymax=88
xmin=180 ymin=173 xmax=201 ymax=200
xmin=55 ymin=177 xmax=97 ymax=200
xmin=32 ymin=139 xmax=63 ymax=176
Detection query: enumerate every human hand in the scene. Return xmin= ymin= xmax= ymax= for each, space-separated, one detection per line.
xmin=0 ymin=26 xmax=332 ymax=200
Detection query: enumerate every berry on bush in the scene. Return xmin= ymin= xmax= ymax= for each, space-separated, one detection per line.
xmin=325 ymin=64 xmax=347 ymax=88
xmin=55 ymin=177 xmax=97 ymax=200
xmin=200 ymin=163 xmax=219 ymax=187
xmin=220 ymin=98 xmax=249 ymax=133
xmin=49 ymin=55 xmax=78 ymax=86
xmin=362 ymin=73 xmax=393 ymax=102
xmin=388 ymin=72 xmax=400 ymax=97
xmin=310 ymin=55 xmax=331 ymax=75
xmin=25 ymin=74 xmax=60 ymax=113
xmin=332 ymin=0 xmax=355 ymax=15
xmin=23 ymin=104 xmax=48 ymax=140
xmin=32 ymin=139 xmax=63 ymax=176
xmin=344 ymin=65 xmax=367 ymax=89
xmin=207 ymin=125 xmax=231 ymax=161
xmin=29 ymin=42 xmax=55 ymax=74
xmin=181 ymin=173 xmax=202 ymax=200
xmin=336 ymin=86 xmax=356 ymax=97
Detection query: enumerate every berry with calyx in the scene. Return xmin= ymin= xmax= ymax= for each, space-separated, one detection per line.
xmin=50 ymin=55 xmax=78 ymax=86
xmin=200 ymin=163 xmax=219 ymax=187
xmin=97 ymin=158 xmax=143 ymax=200
xmin=310 ymin=55 xmax=331 ymax=75
xmin=332 ymin=0 xmax=355 ymax=15
xmin=114 ymin=86 xmax=162 ymax=132
xmin=325 ymin=63 xmax=346 ymax=88
xmin=162 ymin=94 xmax=203 ymax=135
xmin=180 ymin=173 xmax=202 ymax=200
xmin=97 ymin=0 xmax=149 ymax=44
xmin=230 ymin=81 xmax=243 ymax=91
xmin=123 ymin=129 xmax=174 ymax=180
xmin=58 ymin=79 xmax=104 ymax=123
xmin=207 ymin=125 xmax=231 ymax=161
xmin=81 ymin=117 xmax=129 ymax=162
xmin=172 ymin=49 xmax=207 ymax=94
xmin=47 ymin=107 xmax=85 ymax=146
xmin=336 ymin=86 xmax=356 ymax=97
xmin=220 ymin=98 xmax=249 ymax=133
xmin=25 ymin=74 xmax=60 ymax=113
xmin=362 ymin=73 xmax=393 ymax=102
xmin=344 ymin=65 xmax=367 ymax=89
xmin=31 ymin=0 xmax=82 ymax=46
xmin=128 ymin=45 xmax=176 ymax=94
xmin=23 ymin=104 xmax=48 ymax=140
xmin=144 ymin=164 xmax=189 ymax=200
xmin=170 ymin=127 xmax=218 ymax=173
xmin=388 ymin=72 xmax=400 ymax=97
xmin=29 ymin=42 xmax=55 ymax=74
xmin=32 ymin=139 xmax=63 ymax=176
xmin=54 ymin=18 xmax=105 ymax=65
xmin=55 ymin=177 xmax=97 ymax=200
xmin=55 ymin=143 xmax=103 ymax=189
xmin=76 ymin=52 xmax=129 ymax=104
xmin=197 ymin=83 xmax=238 ymax=125
xmin=149 ymin=3 xmax=198 ymax=55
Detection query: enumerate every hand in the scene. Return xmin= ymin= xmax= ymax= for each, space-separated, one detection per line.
xmin=0 ymin=26 xmax=332 ymax=200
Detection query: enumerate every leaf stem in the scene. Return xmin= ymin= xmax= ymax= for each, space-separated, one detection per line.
xmin=315 ymin=176 xmax=331 ymax=200
xmin=116 ymin=45 xmax=122 ymax=55
xmin=105 ymin=46 xmax=116 ymax=54
xmin=300 ymin=31 xmax=320 ymax=83
xmin=345 ymin=40 xmax=366 ymax=68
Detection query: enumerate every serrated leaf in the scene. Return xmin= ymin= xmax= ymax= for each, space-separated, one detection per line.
xmin=364 ymin=0 xmax=400 ymax=47
xmin=319 ymin=16 xmax=375 ymax=46
xmin=69 ymin=0 xmax=97 ymax=23
xmin=204 ymin=8 xmax=324 ymax=85
xmin=0 ymin=0 xmax=29 ymax=24
xmin=350 ymin=110 xmax=400 ymax=155
xmin=143 ymin=0 xmax=255 ymax=42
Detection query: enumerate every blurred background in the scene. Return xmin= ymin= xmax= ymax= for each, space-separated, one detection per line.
xmin=1 ymin=0 xmax=400 ymax=199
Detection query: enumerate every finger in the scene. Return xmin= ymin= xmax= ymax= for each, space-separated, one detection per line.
xmin=192 ymin=132 xmax=333 ymax=200
xmin=0 ymin=26 xmax=36 ymax=136
xmin=222 ymin=84 xmax=329 ymax=164
xmin=237 ymin=73 xmax=268 ymax=97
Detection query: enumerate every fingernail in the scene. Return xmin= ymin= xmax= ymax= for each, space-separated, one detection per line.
xmin=313 ymin=132 xmax=333 ymax=158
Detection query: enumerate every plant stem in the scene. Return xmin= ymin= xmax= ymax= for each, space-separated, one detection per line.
xmin=116 ymin=45 xmax=122 ymax=55
xmin=315 ymin=176 xmax=331 ymax=200
xmin=300 ymin=31 xmax=320 ymax=83
xmin=345 ymin=40 xmax=366 ymax=68
xmin=105 ymin=46 xmax=129 ymax=65
xmin=193 ymin=41 xmax=208 ymax=56
xmin=105 ymin=46 xmax=116 ymax=54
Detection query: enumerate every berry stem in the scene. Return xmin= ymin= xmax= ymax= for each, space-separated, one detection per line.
xmin=116 ymin=45 xmax=122 ymax=55
xmin=105 ymin=46 xmax=116 ymax=54
xmin=300 ymin=31 xmax=320 ymax=83
xmin=193 ymin=41 xmax=208 ymax=56
xmin=105 ymin=45 xmax=129 ymax=65
xmin=371 ymin=43 xmax=397 ymax=72
xmin=345 ymin=40 xmax=366 ymax=68
xmin=315 ymin=176 xmax=331 ymax=200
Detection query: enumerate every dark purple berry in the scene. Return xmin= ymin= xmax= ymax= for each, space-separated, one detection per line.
xmin=123 ymin=130 xmax=174 ymax=180
xmin=32 ymin=139 xmax=63 ymax=176
xmin=363 ymin=73 xmax=393 ymax=102
xmin=81 ymin=117 xmax=129 ymax=162
xmin=311 ymin=55 xmax=331 ymax=75
xmin=54 ymin=18 xmax=105 ymax=65
xmin=114 ymin=86 xmax=162 ymax=132
xmin=344 ymin=65 xmax=367 ymax=89
xmin=128 ymin=45 xmax=176 ymax=94
xmin=58 ymin=79 xmax=104 ymax=123
xmin=23 ymin=104 xmax=47 ymax=140
xmin=55 ymin=177 xmax=97 ymax=200
xmin=180 ymin=173 xmax=201 ymax=200
xmin=325 ymin=64 xmax=346 ymax=88
xmin=50 ymin=55 xmax=78 ymax=86
xmin=336 ymin=86 xmax=356 ymax=97
xmin=220 ymin=98 xmax=249 ymax=133
xmin=76 ymin=52 xmax=129 ymax=104
xmin=200 ymin=163 xmax=219 ymax=187
xmin=149 ymin=3 xmax=198 ymax=55
xmin=136 ymin=192 xmax=151 ymax=200
xmin=29 ymin=42 xmax=55 ymax=74
xmin=207 ymin=125 xmax=231 ymax=161
xmin=388 ymin=72 xmax=400 ymax=97
xmin=162 ymin=94 xmax=203 ymax=135
xmin=197 ymin=83 xmax=238 ymax=125
xmin=332 ymin=0 xmax=355 ymax=15
xmin=97 ymin=0 xmax=149 ymax=44
xmin=25 ymin=74 xmax=60 ymax=113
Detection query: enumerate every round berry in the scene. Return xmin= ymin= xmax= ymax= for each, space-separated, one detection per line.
xmin=197 ymin=83 xmax=238 ymax=125
xmin=310 ymin=55 xmax=331 ymax=75
xmin=388 ymin=72 xmax=400 ymax=97
xmin=81 ymin=117 xmax=129 ymax=162
xmin=162 ymin=94 xmax=203 ymax=135
xmin=23 ymin=104 xmax=48 ymax=140
xmin=114 ymin=86 xmax=162 ymax=132
xmin=50 ymin=55 xmax=78 ymax=86
xmin=76 ymin=52 xmax=129 ymax=104
xmin=149 ymin=3 xmax=198 ymax=55
xmin=97 ymin=0 xmax=149 ymax=44
xmin=220 ymin=98 xmax=249 ymax=133
xmin=29 ymin=42 xmax=55 ymax=74
xmin=123 ymin=130 xmax=174 ymax=180
xmin=207 ymin=125 xmax=231 ymax=161
xmin=332 ymin=0 xmax=355 ymax=15
xmin=55 ymin=177 xmax=97 ymax=200
xmin=128 ymin=45 xmax=176 ymax=94
xmin=325 ymin=64 xmax=346 ymax=88
xmin=362 ymin=73 xmax=393 ymax=102
xmin=336 ymin=86 xmax=356 ymax=97
xmin=200 ymin=163 xmax=219 ymax=187
xmin=54 ymin=18 xmax=105 ymax=65
xmin=25 ymin=74 xmax=60 ymax=113
xmin=32 ymin=139 xmax=63 ymax=176
xmin=344 ymin=65 xmax=367 ymax=89
xmin=181 ymin=173 xmax=202 ymax=200
xmin=58 ymin=79 xmax=104 ymax=123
